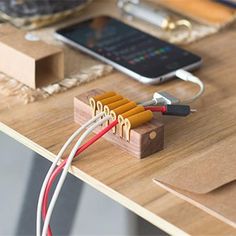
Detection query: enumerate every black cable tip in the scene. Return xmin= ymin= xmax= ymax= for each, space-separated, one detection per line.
xmin=163 ymin=105 xmax=191 ymax=116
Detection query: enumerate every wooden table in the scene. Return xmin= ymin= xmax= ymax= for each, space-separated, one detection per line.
xmin=1 ymin=2 xmax=236 ymax=235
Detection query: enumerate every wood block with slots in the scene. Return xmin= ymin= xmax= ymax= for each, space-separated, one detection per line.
xmin=74 ymin=89 xmax=164 ymax=159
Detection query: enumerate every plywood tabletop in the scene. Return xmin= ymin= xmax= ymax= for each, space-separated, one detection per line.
xmin=1 ymin=1 xmax=236 ymax=235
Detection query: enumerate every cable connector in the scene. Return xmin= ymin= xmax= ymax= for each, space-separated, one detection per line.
xmin=163 ymin=104 xmax=193 ymax=116
xmin=141 ymin=69 xmax=204 ymax=106
xmin=140 ymin=91 xmax=179 ymax=106
xmin=175 ymin=69 xmax=205 ymax=104
xmin=176 ymin=69 xmax=199 ymax=83
xmin=153 ymin=91 xmax=180 ymax=105
xmin=145 ymin=105 xmax=196 ymax=116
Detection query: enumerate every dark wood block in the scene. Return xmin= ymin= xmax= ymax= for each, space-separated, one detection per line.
xmin=74 ymin=89 xmax=164 ymax=159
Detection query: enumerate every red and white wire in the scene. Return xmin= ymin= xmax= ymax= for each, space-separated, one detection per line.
xmin=36 ymin=112 xmax=105 ymax=236
xmin=42 ymin=119 xmax=118 ymax=236
xmin=41 ymin=115 xmax=113 ymax=236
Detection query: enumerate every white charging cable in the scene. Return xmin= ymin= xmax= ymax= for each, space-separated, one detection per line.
xmin=36 ymin=112 xmax=105 ymax=236
xmin=142 ymin=69 xmax=205 ymax=106
xmin=41 ymin=115 xmax=111 ymax=236
xmin=175 ymin=69 xmax=205 ymax=104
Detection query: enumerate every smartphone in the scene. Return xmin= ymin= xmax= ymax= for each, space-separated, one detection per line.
xmin=55 ymin=15 xmax=202 ymax=84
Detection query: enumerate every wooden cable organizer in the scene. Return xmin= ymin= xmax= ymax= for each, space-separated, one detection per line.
xmin=74 ymin=89 xmax=164 ymax=158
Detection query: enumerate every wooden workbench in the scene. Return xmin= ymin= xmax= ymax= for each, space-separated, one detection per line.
xmin=1 ymin=1 xmax=236 ymax=235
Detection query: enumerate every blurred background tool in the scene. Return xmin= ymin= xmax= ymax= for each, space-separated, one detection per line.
xmin=117 ymin=0 xmax=192 ymax=37
xmin=157 ymin=0 xmax=236 ymax=27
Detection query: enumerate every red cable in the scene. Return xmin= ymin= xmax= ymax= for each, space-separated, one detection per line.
xmin=42 ymin=120 xmax=118 ymax=236
xmin=144 ymin=106 xmax=167 ymax=113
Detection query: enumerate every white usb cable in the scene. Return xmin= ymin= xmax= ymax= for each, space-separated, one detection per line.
xmin=36 ymin=112 xmax=105 ymax=236
xmin=142 ymin=69 xmax=205 ymax=106
xmin=175 ymin=69 xmax=205 ymax=104
xmin=41 ymin=115 xmax=111 ymax=236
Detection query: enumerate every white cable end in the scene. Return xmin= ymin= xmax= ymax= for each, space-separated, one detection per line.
xmin=175 ymin=69 xmax=199 ymax=83
xmin=153 ymin=91 xmax=180 ymax=105
xmin=175 ymin=69 xmax=205 ymax=103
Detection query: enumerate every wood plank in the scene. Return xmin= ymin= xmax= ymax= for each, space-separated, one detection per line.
xmin=1 ymin=1 xmax=236 ymax=235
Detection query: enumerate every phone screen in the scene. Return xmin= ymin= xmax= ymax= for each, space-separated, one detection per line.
xmin=57 ymin=16 xmax=201 ymax=79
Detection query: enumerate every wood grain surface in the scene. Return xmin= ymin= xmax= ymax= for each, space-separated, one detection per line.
xmin=1 ymin=1 xmax=236 ymax=235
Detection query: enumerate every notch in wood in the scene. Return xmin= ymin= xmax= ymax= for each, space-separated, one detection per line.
xmin=74 ymin=89 xmax=164 ymax=159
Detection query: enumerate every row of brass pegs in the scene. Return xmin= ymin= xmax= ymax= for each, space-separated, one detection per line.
xmin=89 ymin=91 xmax=153 ymax=141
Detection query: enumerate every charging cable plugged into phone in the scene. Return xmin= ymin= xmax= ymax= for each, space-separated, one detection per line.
xmin=54 ymin=16 xmax=205 ymax=107
xmin=141 ymin=69 xmax=204 ymax=112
